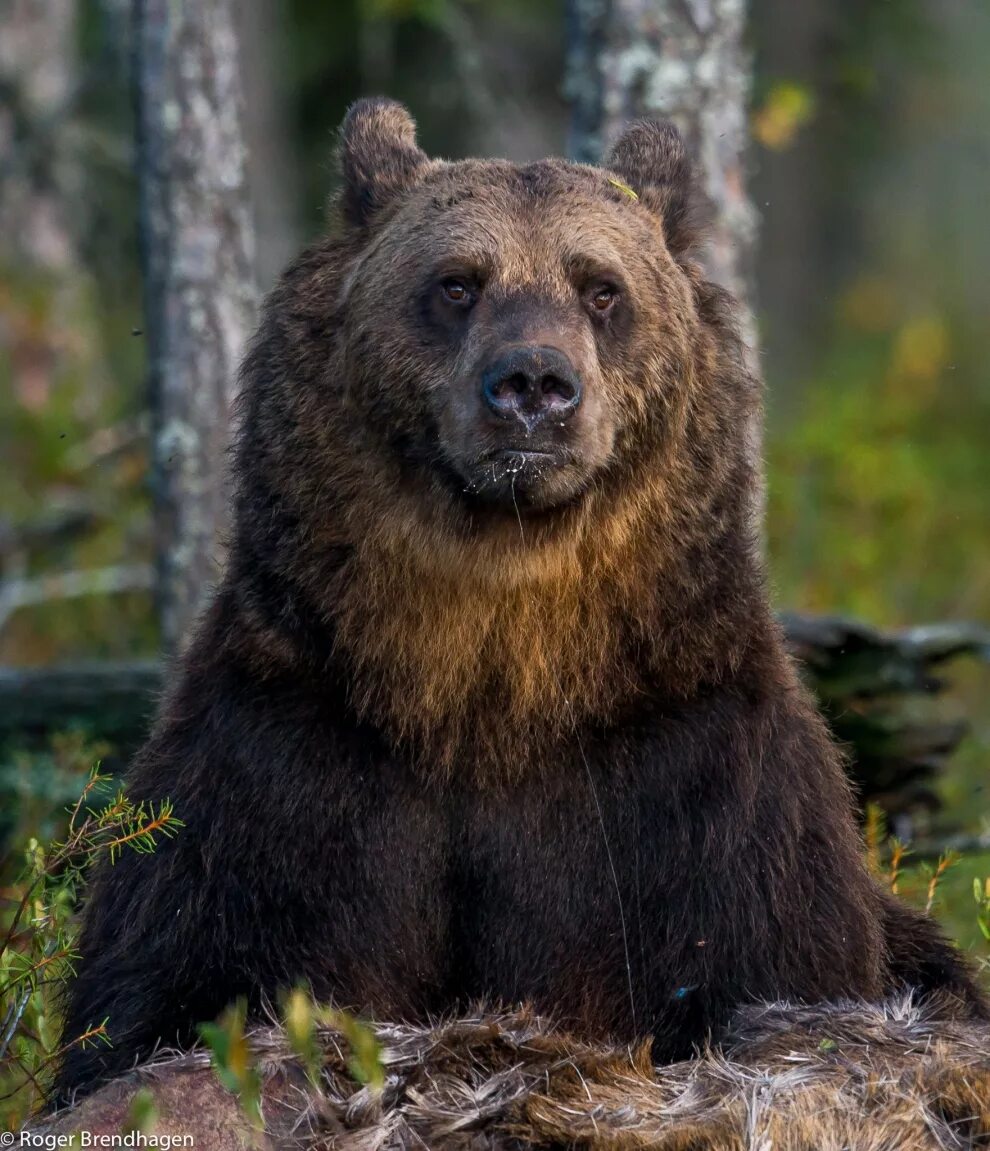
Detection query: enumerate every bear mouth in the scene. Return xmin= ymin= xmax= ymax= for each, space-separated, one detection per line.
xmin=425 ymin=440 xmax=592 ymax=520
xmin=453 ymin=445 xmax=588 ymax=514
xmin=487 ymin=447 xmax=559 ymax=465
xmin=482 ymin=443 xmax=574 ymax=465
xmin=476 ymin=446 xmax=572 ymax=491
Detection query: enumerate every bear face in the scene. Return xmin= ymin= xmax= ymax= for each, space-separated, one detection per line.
xmin=234 ymin=99 xmax=762 ymax=772
xmin=340 ymin=160 xmax=697 ymax=520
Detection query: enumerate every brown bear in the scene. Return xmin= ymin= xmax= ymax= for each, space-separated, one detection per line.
xmin=55 ymin=98 xmax=985 ymax=1104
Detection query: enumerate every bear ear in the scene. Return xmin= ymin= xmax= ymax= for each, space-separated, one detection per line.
xmin=605 ymin=119 xmax=701 ymax=257
xmin=338 ymin=98 xmax=429 ymax=229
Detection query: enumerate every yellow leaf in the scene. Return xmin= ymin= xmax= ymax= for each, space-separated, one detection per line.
xmin=606 ymin=177 xmax=639 ymax=201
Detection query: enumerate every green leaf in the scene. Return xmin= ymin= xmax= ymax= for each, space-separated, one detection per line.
xmin=198 ymin=1000 xmax=264 ymax=1130
xmin=322 ymin=1009 xmax=384 ymax=1091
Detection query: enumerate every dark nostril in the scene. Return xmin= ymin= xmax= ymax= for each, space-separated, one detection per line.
xmin=484 ymin=373 xmax=527 ymax=407
xmin=506 ymin=374 xmax=529 ymax=397
xmin=543 ymin=375 xmax=576 ymax=404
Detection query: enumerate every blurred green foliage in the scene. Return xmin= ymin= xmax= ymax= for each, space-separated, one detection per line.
xmin=0 ymin=0 xmax=152 ymax=665
xmin=767 ymin=301 xmax=990 ymax=625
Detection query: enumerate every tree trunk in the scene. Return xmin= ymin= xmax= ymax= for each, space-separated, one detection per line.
xmin=749 ymin=0 xmax=829 ymax=400
xmin=235 ymin=0 xmax=299 ymax=292
xmin=0 ymin=0 xmax=94 ymax=425
xmin=0 ymin=0 xmax=77 ymax=275
xmin=565 ymin=0 xmax=759 ymax=509
xmin=566 ymin=0 xmax=756 ymax=305
xmin=133 ymin=0 xmax=258 ymax=653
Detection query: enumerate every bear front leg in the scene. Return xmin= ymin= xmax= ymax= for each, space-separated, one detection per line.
xmin=51 ymin=835 xmax=243 ymax=1107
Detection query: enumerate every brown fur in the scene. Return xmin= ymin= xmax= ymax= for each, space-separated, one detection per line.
xmin=328 ymin=448 xmax=764 ymax=775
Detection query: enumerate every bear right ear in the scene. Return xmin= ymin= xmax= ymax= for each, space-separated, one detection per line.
xmin=338 ymin=98 xmax=429 ymax=229
xmin=605 ymin=119 xmax=700 ymax=257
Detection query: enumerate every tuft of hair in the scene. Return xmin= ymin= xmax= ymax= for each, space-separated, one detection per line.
xmin=39 ymin=996 xmax=990 ymax=1150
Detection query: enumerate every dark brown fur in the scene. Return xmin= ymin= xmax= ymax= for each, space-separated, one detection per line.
xmin=54 ymin=99 xmax=986 ymax=1104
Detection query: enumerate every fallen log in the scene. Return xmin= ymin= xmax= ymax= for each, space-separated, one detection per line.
xmin=0 ymin=661 xmax=161 ymax=747
xmin=34 ymin=997 xmax=990 ymax=1150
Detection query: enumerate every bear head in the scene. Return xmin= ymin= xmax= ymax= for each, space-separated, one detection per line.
xmin=232 ymin=99 xmax=765 ymax=771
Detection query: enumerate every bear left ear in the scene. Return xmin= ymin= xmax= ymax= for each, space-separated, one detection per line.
xmin=605 ymin=119 xmax=700 ymax=257
xmin=338 ymin=98 xmax=429 ymax=229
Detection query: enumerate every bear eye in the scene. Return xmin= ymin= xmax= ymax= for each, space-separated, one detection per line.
xmin=440 ymin=278 xmax=472 ymax=306
xmin=590 ymin=285 xmax=618 ymax=313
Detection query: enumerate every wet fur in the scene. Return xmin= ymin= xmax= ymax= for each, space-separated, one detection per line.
xmin=54 ymin=100 xmax=986 ymax=1104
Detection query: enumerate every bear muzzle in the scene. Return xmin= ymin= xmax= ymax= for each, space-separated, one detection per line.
xmin=480 ymin=344 xmax=583 ymax=434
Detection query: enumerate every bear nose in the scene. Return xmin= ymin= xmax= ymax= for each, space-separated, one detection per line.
xmin=481 ymin=346 xmax=582 ymax=430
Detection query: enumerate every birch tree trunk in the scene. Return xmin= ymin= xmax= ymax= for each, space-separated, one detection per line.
xmin=134 ymin=0 xmax=258 ymax=653
xmin=566 ymin=0 xmax=755 ymax=303
xmin=565 ymin=0 xmax=759 ymax=492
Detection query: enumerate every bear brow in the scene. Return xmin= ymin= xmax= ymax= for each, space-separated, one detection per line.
xmin=422 ymin=225 xmax=521 ymax=279
xmin=426 ymin=246 xmax=499 ymax=281
xmin=562 ymin=245 xmax=627 ymax=283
